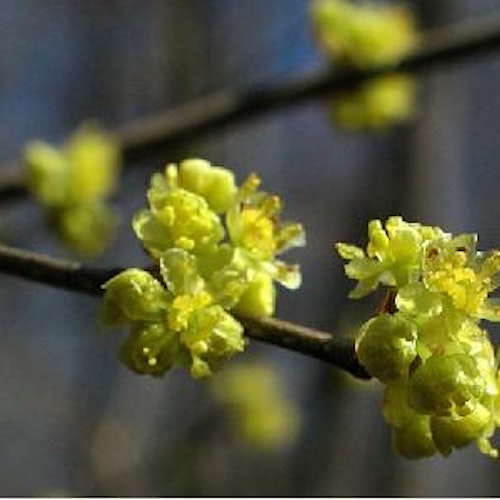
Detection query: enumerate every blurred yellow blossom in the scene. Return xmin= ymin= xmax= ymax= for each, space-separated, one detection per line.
xmin=310 ymin=0 xmax=419 ymax=130
xmin=25 ymin=124 xmax=121 ymax=256
xmin=212 ymin=361 xmax=301 ymax=450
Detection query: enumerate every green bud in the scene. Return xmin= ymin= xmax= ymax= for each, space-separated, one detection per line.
xmin=356 ymin=314 xmax=417 ymax=382
xmin=431 ymin=404 xmax=491 ymax=456
xmin=232 ymin=272 xmax=276 ymax=318
xmin=101 ymin=269 xmax=168 ymax=326
xmin=120 ymin=323 xmax=177 ymax=377
xmin=190 ymin=356 xmax=212 ymax=379
xmin=383 ymin=381 xmax=416 ymax=428
xmin=178 ymin=158 xmax=237 ymax=214
xmin=408 ymin=353 xmax=485 ymax=417
xmin=366 ymin=219 xmax=389 ymax=258
xmin=392 ymin=416 xmax=437 ymax=459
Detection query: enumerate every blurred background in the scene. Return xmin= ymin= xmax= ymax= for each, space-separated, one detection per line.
xmin=1 ymin=0 xmax=500 ymax=496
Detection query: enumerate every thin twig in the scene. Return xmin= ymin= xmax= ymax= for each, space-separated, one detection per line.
xmin=2 ymin=12 xmax=500 ymax=202
xmin=0 ymin=242 xmax=369 ymax=379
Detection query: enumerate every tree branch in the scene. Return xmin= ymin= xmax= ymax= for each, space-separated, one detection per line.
xmin=0 ymin=242 xmax=369 ymax=379
xmin=2 ymin=12 xmax=500 ymax=202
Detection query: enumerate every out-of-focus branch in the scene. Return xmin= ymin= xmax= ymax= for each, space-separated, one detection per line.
xmin=1 ymin=12 xmax=500 ymax=202
xmin=0 ymin=242 xmax=369 ymax=379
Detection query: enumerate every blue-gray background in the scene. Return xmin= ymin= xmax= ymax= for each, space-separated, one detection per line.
xmin=1 ymin=0 xmax=500 ymax=496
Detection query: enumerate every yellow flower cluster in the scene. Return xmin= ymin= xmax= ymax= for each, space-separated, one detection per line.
xmin=102 ymin=159 xmax=305 ymax=379
xmin=337 ymin=217 xmax=500 ymax=458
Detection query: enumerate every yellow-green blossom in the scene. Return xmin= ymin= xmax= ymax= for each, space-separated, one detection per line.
xmin=134 ymin=161 xmax=304 ymax=318
xmin=336 ymin=216 xmax=445 ymax=298
xmin=103 ymin=159 xmax=305 ymax=379
xmin=310 ymin=0 xmax=418 ymax=130
xmin=24 ymin=124 xmax=121 ymax=256
xmin=133 ymin=164 xmax=225 ymax=258
xmin=103 ymin=249 xmax=245 ymax=379
xmin=337 ymin=216 xmax=500 ymax=458
xmin=177 ymin=158 xmax=237 ymax=214
xmin=227 ymin=173 xmax=305 ymax=316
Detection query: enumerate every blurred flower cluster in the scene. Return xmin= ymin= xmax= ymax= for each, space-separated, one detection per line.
xmin=310 ymin=0 xmax=418 ymax=130
xmin=25 ymin=125 xmax=121 ymax=256
xmin=211 ymin=360 xmax=301 ymax=450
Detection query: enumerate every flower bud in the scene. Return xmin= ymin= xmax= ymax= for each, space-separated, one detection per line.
xmin=178 ymin=158 xmax=237 ymax=214
xmin=233 ymin=272 xmax=276 ymax=318
xmin=120 ymin=323 xmax=177 ymax=377
xmin=101 ymin=269 xmax=168 ymax=325
xmin=431 ymin=404 xmax=491 ymax=456
xmin=392 ymin=416 xmax=437 ymax=459
xmin=408 ymin=353 xmax=485 ymax=417
xmin=356 ymin=314 xmax=417 ymax=382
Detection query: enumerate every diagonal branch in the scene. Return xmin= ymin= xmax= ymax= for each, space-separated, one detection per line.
xmin=0 ymin=242 xmax=369 ymax=379
xmin=2 ymin=12 xmax=500 ymax=202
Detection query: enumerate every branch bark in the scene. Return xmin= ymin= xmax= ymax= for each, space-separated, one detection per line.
xmin=2 ymin=12 xmax=500 ymax=202
xmin=0 ymin=242 xmax=369 ymax=379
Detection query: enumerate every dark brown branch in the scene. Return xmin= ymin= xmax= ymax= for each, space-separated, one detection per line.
xmin=0 ymin=243 xmax=119 ymax=295
xmin=118 ymin=12 xmax=500 ymax=162
xmin=236 ymin=314 xmax=368 ymax=379
xmin=2 ymin=12 xmax=500 ymax=202
xmin=0 ymin=242 xmax=369 ymax=379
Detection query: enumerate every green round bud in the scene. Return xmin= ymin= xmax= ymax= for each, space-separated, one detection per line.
xmin=101 ymin=269 xmax=168 ymax=325
xmin=120 ymin=323 xmax=178 ymax=377
xmin=356 ymin=314 xmax=417 ymax=382
xmin=408 ymin=353 xmax=485 ymax=418
xmin=383 ymin=381 xmax=416 ymax=428
xmin=392 ymin=416 xmax=437 ymax=459
xmin=232 ymin=272 xmax=276 ymax=318
xmin=431 ymin=404 xmax=491 ymax=456
xmin=178 ymin=159 xmax=237 ymax=214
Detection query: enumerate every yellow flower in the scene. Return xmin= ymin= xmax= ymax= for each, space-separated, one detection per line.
xmin=227 ymin=173 xmax=305 ymax=317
